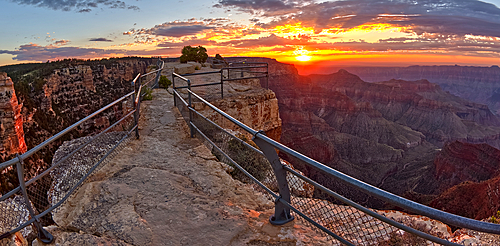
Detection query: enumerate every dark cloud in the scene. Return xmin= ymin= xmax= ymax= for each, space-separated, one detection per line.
xmin=54 ymin=39 xmax=70 ymax=45
xmin=214 ymin=0 xmax=313 ymax=15
xmin=0 ymin=43 xmax=179 ymax=61
xmin=219 ymin=34 xmax=311 ymax=48
xmin=10 ymin=0 xmax=139 ymax=12
xmin=153 ymin=25 xmax=213 ymax=37
xmin=216 ymin=0 xmax=500 ymax=37
xmin=89 ymin=38 xmax=113 ymax=42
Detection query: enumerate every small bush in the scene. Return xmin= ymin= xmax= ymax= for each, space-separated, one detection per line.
xmin=195 ymin=66 xmax=201 ymax=70
xmin=142 ymin=87 xmax=153 ymax=100
xmin=159 ymin=75 xmax=171 ymax=89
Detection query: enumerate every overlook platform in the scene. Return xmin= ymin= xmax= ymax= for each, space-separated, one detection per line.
xmin=33 ymin=89 xmax=328 ymax=246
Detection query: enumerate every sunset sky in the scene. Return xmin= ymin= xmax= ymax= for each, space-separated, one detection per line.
xmin=1 ymin=0 xmax=500 ymax=69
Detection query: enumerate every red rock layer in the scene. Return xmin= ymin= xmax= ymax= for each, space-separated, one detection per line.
xmin=430 ymin=176 xmax=500 ymax=220
xmin=434 ymin=141 xmax=500 ymax=192
xmin=0 ymin=72 xmax=27 ymax=160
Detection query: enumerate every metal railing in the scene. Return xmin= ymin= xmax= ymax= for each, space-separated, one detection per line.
xmin=172 ymin=62 xmax=269 ymax=104
xmin=0 ymin=59 xmax=165 ymax=243
xmin=172 ymin=63 xmax=500 ymax=245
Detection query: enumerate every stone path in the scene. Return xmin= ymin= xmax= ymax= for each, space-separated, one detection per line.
xmin=34 ymin=89 xmax=329 ymax=246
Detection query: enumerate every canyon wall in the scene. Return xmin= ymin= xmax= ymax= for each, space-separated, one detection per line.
xmin=0 ymin=58 xmax=153 ymax=194
xmin=226 ymin=58 xmax=500 ymax=217
xmin=0 ymin=72 xmax=26 ymax=161
xmin=330 ymin=65 xmax=500 ymax=115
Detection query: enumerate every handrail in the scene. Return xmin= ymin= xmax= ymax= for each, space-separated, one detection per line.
xmin=254 ymin=132 xmax=500 ymax=234
xmin=0 ymin=58 xmax=166 ymax=243
xmin=0 ymin=91 xmax=135 ymax=170
xmin=182 ymin=84 xmax=500 ymax=237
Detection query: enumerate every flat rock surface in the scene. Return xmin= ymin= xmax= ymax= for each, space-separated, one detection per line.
xmin=37 ymin=89 xmax=329 ymax=246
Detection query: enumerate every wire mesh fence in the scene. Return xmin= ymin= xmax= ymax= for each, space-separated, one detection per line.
xmin=0 ymin=60 xmax=164 ymax=243
xmin=170 ymin=64 xmax=494 ymax=245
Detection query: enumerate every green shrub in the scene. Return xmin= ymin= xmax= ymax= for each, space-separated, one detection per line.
xmin=142 ymin=87 xmax=153 ymax=100
xmin=158 ymin=75 xmax=171 ymax=89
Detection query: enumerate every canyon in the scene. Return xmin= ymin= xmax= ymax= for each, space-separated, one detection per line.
xmin=229 ymin=58 xmax=500 ymax=220
xmin=0 ymin=58 xmax=154 ymax=194
xmin=309 ymin=65 xmax=500 ymax=116
xmin=2 ymin=57 xmax=500 ymax=226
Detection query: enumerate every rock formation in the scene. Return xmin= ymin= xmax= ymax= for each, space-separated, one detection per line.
xmin=222 ymin=58 xmax=500 ymax=210
xmin=0 ymin=72 xmax=26 ymax=160
xmin=322 ymin=65 xmax=500 ymax=115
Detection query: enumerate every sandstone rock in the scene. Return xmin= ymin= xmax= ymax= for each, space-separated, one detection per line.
xmin=434 ymin=141 xmax=500 ymax=192
xmin=32 ymin=226 xmax=131 ymax=246
xmin=0 ymin=231 xmax=27 ymax=246
xmin=174 ymin=64 xmax=195 ymax=75
xmin=48 ymin=132 xmax=127 ymax=207
xmin=0 ymin=72 xmax=27 ymax=160
xmin=0 ymin=196 xmax=32 ymax=246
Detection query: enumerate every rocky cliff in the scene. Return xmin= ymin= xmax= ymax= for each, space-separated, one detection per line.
xmin=225 ymin=58 xmax=500 ymax=212
xmin=325 ymin=65 xmax=500 ymax=115
xmin=0 ymin=58 xmax=153 ymax=195
xmin=0 ymin=73 xmax=26 ymax=160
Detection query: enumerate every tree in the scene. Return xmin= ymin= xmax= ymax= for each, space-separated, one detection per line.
xmin=180 ymin=45 xmax=208 ymax=63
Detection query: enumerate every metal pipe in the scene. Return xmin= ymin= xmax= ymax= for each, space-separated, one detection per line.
xmin=254 ymin=132 xmax=500 ymax=234
xmin=178 ymin=71 xmax=222 ymax=76
xmin=0 ymin=91 xmax=135 ymax=170
xmin=188 ymin=89 xmax=257 ymax=135
xmin=222 ymin=75 xmax=268 ymax=82
xmin=283 ymin=166 xmax=460 ymax=246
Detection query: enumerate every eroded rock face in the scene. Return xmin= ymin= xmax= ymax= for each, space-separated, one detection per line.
xmin=434 ymin=141 xmax=500 ymax=193
xmin=223 ymin=58 xmax=500 ymax=210
xmin=324 ymin=65 xmax=500 ymax=116
xmin=0 ymin=72 xmax=26 ymax=160
xmin=430 ymin=176 xmax=500 ymax=220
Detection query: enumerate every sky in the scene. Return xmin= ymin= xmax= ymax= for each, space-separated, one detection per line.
xmin=1 ymin=0 xmax=500 ymax=68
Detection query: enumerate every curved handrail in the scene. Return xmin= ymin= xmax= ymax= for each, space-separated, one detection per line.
xmin=186 ymin=88 xmax=500 ymax=235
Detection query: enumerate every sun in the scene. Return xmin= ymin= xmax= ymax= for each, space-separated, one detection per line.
xmin=295 ymin=55 xmax=311 ymax=62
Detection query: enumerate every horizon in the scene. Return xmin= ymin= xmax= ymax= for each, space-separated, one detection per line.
xmin=1 ymin=0 xmax=500 ymax=68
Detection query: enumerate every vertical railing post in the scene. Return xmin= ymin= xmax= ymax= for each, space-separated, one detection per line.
xmin=187 ymin=79 xmax=195 ymax=138
xmin=154 ymin=59 xmax=161 ymax=89
xmin=172 ymin=74 xmax=177 ymax=107
xmin=15 ymin=155 xmax=53 ymax=244
xmin=133 ymin=78 xmax=140 ymax=139
xmin=252 ymin=132 xmax=294 ymax=225
xmin=220 ymin=69 xmax=224 ymax=99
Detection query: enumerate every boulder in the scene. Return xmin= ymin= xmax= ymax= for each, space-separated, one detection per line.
xmin=174 ymin=64 xmax=195 ymax=75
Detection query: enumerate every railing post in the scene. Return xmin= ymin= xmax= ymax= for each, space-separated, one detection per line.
xmin=172 ymin=73 xmax=176 ymax=107
xmin=15 ymin=155 xmax=53 ymax=244
xmin=187 ymin=79 xmax=195 ymax=138
xmin=252 ymin=132 xmax=294 ymax=225
xmin=154 ymin=59 xmax=161 ymax=89
xmin=220 ymin=69 xmax=224 ymax=99
xmin=133 ymin=78 xmax=140 ymax=139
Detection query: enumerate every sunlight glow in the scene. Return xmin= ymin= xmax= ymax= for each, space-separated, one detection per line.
xmin=296 ymin=55 xmax=311 ymax=61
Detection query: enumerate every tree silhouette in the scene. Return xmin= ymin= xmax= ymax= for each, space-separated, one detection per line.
xmin=180 ymin=45 xmax=208 ymax=63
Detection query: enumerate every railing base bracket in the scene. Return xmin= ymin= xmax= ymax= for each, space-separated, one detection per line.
xmin=269 ymin=214 xmax=294 ymax=226
xmin=37 ymin=227 xmax=54 ymax=244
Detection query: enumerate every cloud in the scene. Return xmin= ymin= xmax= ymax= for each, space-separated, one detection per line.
xmin=10 ymin=0 xmax=139 ymax=12
xmin=216 ymin=0 xmax=500 ymax=38
xmin=219 ymin=34 xmax=312 ymax=48
xmin=0 ymin=42 xmax=184 ymax=62
xmin=89 ymin=38 xmax=113 ymax=42
xmin=54 ymin=40 xmax=70 ymax=46
xmin=153 ymin=25 xmax=213 ymax=37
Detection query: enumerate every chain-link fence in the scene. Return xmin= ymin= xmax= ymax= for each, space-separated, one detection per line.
xmin=173 ymin=62 xmax=500 ymax=245
xmin=0 ymin=59 xmax=165 ymax=244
